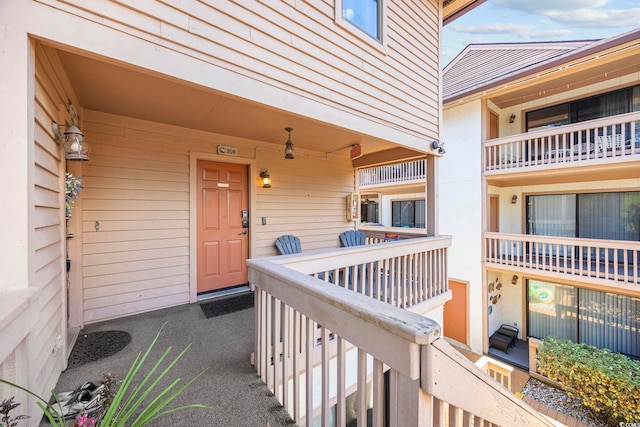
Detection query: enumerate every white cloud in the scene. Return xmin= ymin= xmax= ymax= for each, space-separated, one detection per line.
xmin=450 ymin=23 xmax=573 ymax=40
xmin=490 ymin=0 xmax=609 ymax=14
xmin=547 ymin=8 xmax=640 ymax=27
xmin=489 ymin=0 xmax=640 ymax=28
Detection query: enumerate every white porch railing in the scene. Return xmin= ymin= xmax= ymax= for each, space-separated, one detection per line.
xmin=485 ymin=232 xmax=640 ymax=290
xmin=358 ymin=159 xmax=426 ymax=188
xmin=484 ymin=111 xmax=640 ymax=172
xmin=248 ymin=237 xmax=554 ymax=426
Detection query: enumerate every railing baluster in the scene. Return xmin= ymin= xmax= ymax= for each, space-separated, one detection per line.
xmin=336 ymin=337 xmax=346 ymax=427
xmin=357 ymin=349 xmax=367 ymax=427
xmin=305 ymin=316 xmax=314 ymax=427
xmin=293 ymin=310 xmax=301 ymax=424
xmin=321 ymin=327 xmax=330 ymax=427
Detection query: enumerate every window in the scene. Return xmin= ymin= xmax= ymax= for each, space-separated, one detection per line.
xmin=528 ymin=279 xmax=640 ymax=359
xmin=526 ymin=84 xmax=640 ymax=132
xmin=526 ymin=191 xmax=640 ymax=243
xmin=392 ymin=200 xmax=425 ymax=228
xmin=342 ymin=0 xmax=381 ymax=40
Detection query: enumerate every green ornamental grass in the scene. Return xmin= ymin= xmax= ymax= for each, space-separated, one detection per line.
xmin=1 ymin=323 xmax=211 ymax=426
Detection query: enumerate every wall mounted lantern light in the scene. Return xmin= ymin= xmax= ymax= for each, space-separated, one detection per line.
xmin=52 ymin=121 xmax=90 ymax=161
xmin=511 ymin=194 xmax=518 ymax=204
xmin=431 ymin=140 xmax=446 ymax=155
xmin=511 ymin=275 xmax=519 ymax=285
xmin=284 ymin=127 xmax=295 ymax=159
xmin=509 ymin=113 xmax=516 ymax=123
xmin=260 ymin=170 xmax=271 ymax=188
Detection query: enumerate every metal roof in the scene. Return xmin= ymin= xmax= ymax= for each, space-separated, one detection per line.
xmin=443 ymin=40 xmax=595 ymax=102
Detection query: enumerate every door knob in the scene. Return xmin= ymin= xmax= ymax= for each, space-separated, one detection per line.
xmin=239 ymin=230 xmax=248 ymax=235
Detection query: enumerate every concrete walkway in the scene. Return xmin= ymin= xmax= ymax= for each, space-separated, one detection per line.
xmin=46 ymin=300 xmax=294 ymax=426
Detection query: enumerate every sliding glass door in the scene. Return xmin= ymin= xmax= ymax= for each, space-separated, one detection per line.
xmin=528 ymin=280 xmax=640 ymax=359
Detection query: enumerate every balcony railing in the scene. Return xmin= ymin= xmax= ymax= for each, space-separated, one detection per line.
xmin=485 ymin=232 xmax=640 ymax=290
xmin=248 ymin=236 xmax=553 ymax=426
xmin=358 ymin=159 xmax=426 ymax=188
xmin=484 ymin=111 xmax=640 ymax=173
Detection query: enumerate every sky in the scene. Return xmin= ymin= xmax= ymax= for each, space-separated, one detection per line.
xmin=442 ymin=0 xmax=640 ymax=67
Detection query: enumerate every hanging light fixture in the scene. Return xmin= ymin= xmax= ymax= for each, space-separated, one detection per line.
xmin=53 ymin=121 xmax=90 ymax=161
xmin=284 ymin=127 xmax=295 ymax=160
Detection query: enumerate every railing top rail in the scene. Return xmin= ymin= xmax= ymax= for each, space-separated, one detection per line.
xmin=248 ymin=259 xmax=441 ymax=379
xmin=485 ymin=231 xmax=640 ymax=249
xmin=484 ymin=111 xmax=640 ymax=147
xmin=267 ymin=235 xmax=451 ymax=273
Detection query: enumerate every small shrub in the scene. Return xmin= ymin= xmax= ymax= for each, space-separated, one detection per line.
xmin=537 ymin=337 xmax=640 ymax=426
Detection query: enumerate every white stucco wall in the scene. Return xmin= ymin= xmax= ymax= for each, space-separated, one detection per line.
xmin=441 ymin=100 xmax=484 ymax=352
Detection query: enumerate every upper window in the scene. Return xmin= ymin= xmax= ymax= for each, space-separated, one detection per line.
xmin=392 ymin=200 xmax=425 ymax=228
xmin=342 ymin=0 xmax=381 ymax=40
xmin=526 ymin=84 xmax=640 ymax=131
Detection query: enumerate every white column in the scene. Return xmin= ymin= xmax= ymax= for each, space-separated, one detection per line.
xmin=426 ymin=156 xmax=439 ymax=236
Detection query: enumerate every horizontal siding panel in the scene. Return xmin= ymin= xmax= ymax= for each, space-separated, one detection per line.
xmin=81 ymin=176 xmax=188 ymax=192
xmin=34 ymin=164 xmax=59 ymax=193
xmin=81 ymin=219 xmax=188 ymax=233
xmin=34 ymin=242 xmax=63 ymax=272
xmin=81 ymin=199 xmax=189 ymax=211
xmin=83 ymin=246 xmax=189 ymax=266
xmin=34 ymin=257 xmax=63 ymax=287
xmin=84 ymin=188 xmax=187 ymax=202
xmin=82 ymin=164 xmax=187 ymax=183
xmin=33 ymin=226 xmax=62 ymax=252
xmin=84 ymin=154 xmax=188 ymax=174
xmin=84 ymin=237 xmax=188 ymax=255
xmin=83 ymin=265 xmax=189 ymax=288
xmin=84 ymin=293 xmax=189 ymax=324
xmin=82 ymin=228 xmax=189 ymax=244
xmin=88 ymin=139 xmax=188 ymax=164
xmin=84 ymin=274 xmax=189 ymax=299
xmin=34 ymin=185 xmax=61 ymax=209
xmin=83 ymin=255 xmax=189 ymax=277
xmin=84 ymin=283 xmax=188 ymax=310
xmin=34 ymin=206 xmax=61 ymax=229
xmin=82 ymin=210 xmax=188 ymax=221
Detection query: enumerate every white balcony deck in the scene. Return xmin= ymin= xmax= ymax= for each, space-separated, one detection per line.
xmin=358 ymin=159 xmax=426 ymax=189
xmin=485 ymin=232 xmax=640 ymax=294
xmin=483 ymin=112 xmax=640 ymax=184
xmin=248 ymin=237 xmax=555 ymax=426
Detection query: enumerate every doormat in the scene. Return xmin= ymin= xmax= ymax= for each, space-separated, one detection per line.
xmin=200 ymin=292 xmax=254 ymax=319
xmin=67 ymin=330 xmax=131 ymax=369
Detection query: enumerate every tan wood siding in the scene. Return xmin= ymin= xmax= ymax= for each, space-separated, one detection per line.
xmin=82 ymin=110 xmax=354 ymax=323
xmin=41 ymin=0 xmax=441 ymax=143
xmin=32 ymin=43 xmax=68 ymax=397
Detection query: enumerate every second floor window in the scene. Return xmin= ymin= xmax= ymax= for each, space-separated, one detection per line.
xmin=343 ymin=0 xmax=381 ymax=40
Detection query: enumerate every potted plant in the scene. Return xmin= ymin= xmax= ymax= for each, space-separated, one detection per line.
xmin=65 ymin=173 xmax=83 ymax=219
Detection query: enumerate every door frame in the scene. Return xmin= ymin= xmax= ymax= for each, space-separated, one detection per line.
xmin=189 ymin=151 xmax=257 ymax=302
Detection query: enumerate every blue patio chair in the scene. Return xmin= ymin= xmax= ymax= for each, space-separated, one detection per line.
xmin=275 ymin=235 xmax=332 ymax=281
xmin=339 ymin=230 xmax=380 ymax=295
xmin=275 ymin=234 xmax=302 ymax=255
xmin=339 ymin=230 xmax=367 ymax=247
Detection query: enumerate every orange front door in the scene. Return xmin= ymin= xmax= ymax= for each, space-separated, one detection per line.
xmin=197 ymin=160 xmax=249 ymax=293
xmin=443 ymin=279 xmax=468 ymax=345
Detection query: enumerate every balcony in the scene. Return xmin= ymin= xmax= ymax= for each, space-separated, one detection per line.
xmin=484 ymin=112 xmax=640 ymax=185
xmin=485 ymin=232 xmax=640 ymax=293
xmin=358 ymin=159 xmax=426 ymax=190
xmin=248 ymin=236 xmax=555 ymax=426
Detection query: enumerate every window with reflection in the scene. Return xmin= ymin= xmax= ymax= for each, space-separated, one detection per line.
xmin=342 ymin=0 xmax=381 ymax=40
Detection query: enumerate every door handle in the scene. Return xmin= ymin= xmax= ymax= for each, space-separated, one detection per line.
xmin=239 ymin=230 xmax=248 ymax=235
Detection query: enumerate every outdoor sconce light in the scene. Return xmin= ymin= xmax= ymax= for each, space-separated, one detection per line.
xmin=260 ymin=170 xmax=271 ymax=188
xmin=511 ymin=275 xmax=519 ymax=285
xmin=284 ymin=127 xmax=295 ymax=159
xmin=431 ymin=140 xmax=446 ymax=155
xmin=52 ymin=121 xmax=90 ymax=161
xmin=509 ymin=113 xmax=516 ymax=123
xmin=511 ymin=194 xmax=518 ymax=204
